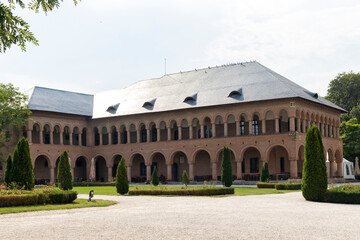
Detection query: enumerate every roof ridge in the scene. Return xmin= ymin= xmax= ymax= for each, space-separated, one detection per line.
xmin=33 ymin=86 xmax=93 ymax=97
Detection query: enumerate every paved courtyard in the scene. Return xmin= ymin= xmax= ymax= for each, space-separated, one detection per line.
xmin=1 ymin=192 xmax=359 ymax=239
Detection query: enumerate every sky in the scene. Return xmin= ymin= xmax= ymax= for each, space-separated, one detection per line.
xmin=1 ymin=0 xmax=360 ymax=97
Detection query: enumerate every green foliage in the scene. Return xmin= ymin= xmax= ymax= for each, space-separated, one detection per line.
xmin=302 ymin=126 xmax=328 ymax=201
xmin=260 ymin=161 xmax=270 ymax=182
xmin=326 ymin=71 xmax=360 ymax=122
xmin=275 ymin=183 xmax=302 ymax=190
xmin=115 ymin=157 xmax=129 ymax=195
xmin=0 ymin=83 xmax=31 ymax=162
xmin=221 ymin=146 xmax=233 ymax=187
xmin=340 ymin=118 xmax=360 ymax=162
xmin=0 ymin=0 xmax=79 ymax=52
xmin=151 ymin=166 xmax=159 ymax=186
xmin=129 ymin=187 xmax=235 ymax=196
xmin=325 ymin=184 xmax=360 ymax=204
xmin=181 ymin=170 xmax=190 ymax=186
xmin=57 ymin=150 xmax=73 ymax=190
xmin=0 ymin=194 xmax=38 ymax=207
xmin=4 ymin=154 xmax=13 ymax=184
xmin=11 ymin=138 xmax=34 ymax=190
xmin=256 ymin=182 xmax=276 ymax=188
xmin=47 ymin=191 xmax=77 ymax=204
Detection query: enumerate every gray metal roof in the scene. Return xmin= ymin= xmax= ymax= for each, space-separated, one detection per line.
xmin=26 ymin=86 xmax=93 ymax=116
xmin=92 ymin=61 xmax=346 ymax=118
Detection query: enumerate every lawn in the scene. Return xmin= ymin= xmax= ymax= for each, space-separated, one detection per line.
xmin=0 ymin=199 xmax=117 ymax=215
xmin=73 ymin=186 xmax=299 ymax=196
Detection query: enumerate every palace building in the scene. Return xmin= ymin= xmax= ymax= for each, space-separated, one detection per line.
xmin=0 ymin=61 xmax=346 ymax=183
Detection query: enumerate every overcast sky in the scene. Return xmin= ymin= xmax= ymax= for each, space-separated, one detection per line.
xmin=1 ymin=0 xmax=360 ymax=97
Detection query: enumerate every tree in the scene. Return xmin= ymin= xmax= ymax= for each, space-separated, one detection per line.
xmin=302 ymin=126 xmax=328 ymax=201
xmin=116 ymin=157 xmax=128 ymax=195
xmin=11 ymin=137 xmax=34 ymax=190
xmin=221 ymin=146 xmax=232 ymax=187
xmin=57 ymin=150 xmax=72 ymax=190
xmin=0 ymin=0 xmax=79 ymax=52
xmin=4 ymin=154 xmax=13 ymax=184
xmin=326 ymin=71 xmax=360 ymax=122
xmin=340 ymin=118 xmax=360 ymax=162
xmin=151 ymin=166 xmax=159 ymax=186
xmin=0 ymin=83 xmax=31 ymax=163
xmin=260 ymin=161 xmax=270 ymax=182
xmin=181 ymin=170 xmax=190 ymax=187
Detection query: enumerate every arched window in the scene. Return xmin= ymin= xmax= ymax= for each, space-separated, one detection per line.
xmin=43 ymin=124 xmax=50 ymax=144
xmin=94 ymin=127 xmax=100 ymax=146
xmin=140 ymin=124 xmax=147 ymax=142
xmin=150 ymin=123 xmax=157 ymax=142
xmin=32 ymin=123 xmax=40 ymax=143
xmin=120 ymin=125 xmax=127 ymax=144
xmin=63 ymin=126 xmax=70 ymax=145
xmin=252 ymin=114 xmax=259 ymax=135
xmin=53 ymin=125 xmax=60 ymax=144
xmin=72 ymin=127 xmax=79 ymax=145
xmin=102 ymin=127 xmax=108 ymax=145
xmin=81 ymin=128 xmax=87 ymax=146
xmin=171 ymin=120 xmax=178 ymax=140
xmin=111 ymin=126 xmax=118 ymax=144
xmin=204 ymin=117 xmax=212 ymax=138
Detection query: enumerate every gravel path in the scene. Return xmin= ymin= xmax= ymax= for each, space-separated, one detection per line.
xmin=1 ymin=192 xmax=360 ymax=239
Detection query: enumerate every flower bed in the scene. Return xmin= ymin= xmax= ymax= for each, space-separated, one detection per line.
xmin=325 ymin=184 xmax=360 ymax=204
xmin=129 ymin=187 xmax=234 ymax=196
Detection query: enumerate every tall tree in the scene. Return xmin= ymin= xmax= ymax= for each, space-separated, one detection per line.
xmin=0 ymin=83 xmax=31 ymax=162
xmin=260 ymin=161 xmax=270 ymax=182
xmin=0 ymin=0 xmax=79 ymax=52
xmin=116 ymin=157 xmax=129 ymax=195
xmin=340 ymin=118 xmax=360 ymax=162
xmin=151 ymin=166 xmax=159 ymax=186
xmin=12 ymin=137 xmax=34 ymax=190
xmin=57 ymin=150 xmax=73 ymax=190
xmin=221 ymin=146 xmax=233 ymax=187
xmin=4 ymin=154 xmax=13 ymax=184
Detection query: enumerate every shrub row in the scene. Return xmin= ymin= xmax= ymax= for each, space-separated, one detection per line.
xmin=275 ymin=183 xmax=302 ymax=190
xmin=256 ymin=182 xmax=276 ymax=188
xmin=324 ymin=191 xmax=360 ymax=204
xmin=72 ymin=182 xmax=115 ymax=187
xmin=129 ymin=188 xmax=235 ymax=196
xmin=0 ymin=191 xmax=77 ymax=207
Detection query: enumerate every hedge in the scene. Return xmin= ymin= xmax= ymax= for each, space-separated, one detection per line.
xmin=129 ymin=188 xmax=235 ymax=196
xmin=0 ymin=194 xmax=38 ymax=207
xmin=275 ymin=183 xmax=302 ymax=190
xmin=256 ymin=182 xmax=276 ymax=188
xmin=72 ymin=182 xmax=115 ymax=187
xmin=47 ymin=191 xmax=77 ymax=204
xmin=324 ymin=185 xmax=360 ymax=204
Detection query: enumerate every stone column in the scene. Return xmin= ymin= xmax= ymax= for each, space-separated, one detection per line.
xmin=212 ymin=123 xmax=216 ymax=138
xmin=108 ymin=131 xmax=111 ymax=144
xmin=137 ymin=129 xmax=141 ymax=143
xmin=127 ymin=130 xmax=131 ymax=144
xmin=330 ymin=161 xmax=336 ymax=177
xmin=39 ymin=130 xmax=43 ymax=144
xmin=261 ymin=119 xmax=266 ymax=134
xmin=297 ymin=118 xmax=301 ymax=133
xmin=167 ymin=164 xmax=172 ymax=181
xmin=49 ymin=130 xmax=53 ymax=144
xmin=200 ymin=125 xmax=204 ymax=138
xmin=237 ymin=162 xmax=242 ymax=179
xmin=337 ymin=161 xmax=343 ymax=177
xmin=290 ymin=159 xmax=298 ymax=178
xmin=27 ymin=130 xmax=32 ymax=143
xmin=157 ymin=128 xmax=160 ymax=142
xmin=235 ymin=121 xmax=240 ymax=136
xmin=146 ymin=129 xmax=150 ymax=142
xmin=178 ymin=126 xmax=182 ymax=140
xmin=275 ymin=118 xmax=279 ymax=133
xmin=189 ymin=126 xmax=193 ymax=140
xmin=99 ymin=132 xmax=103 ymax=145
xmin=71 ymin=168 xmax=74 ymax=181
xmin=302 ymin=119 xmax=306 ymax=133
xmin=60 ymin=129 xmax=63 ymax=145
xmin=189 ymin=163 xmax=194 ymax=181
xmin=127 ymin=166 xmax=132 ymax=182
xmin=224 ymin=122 xmax=228 ymax=137
xmin=212 ymin=162 xmax=217 ymax=180
xmin=146 ymin=165 xmax=151 ymax=181
xmin=324 ymin=124 xmax=328 ymax=137
xmin=69 ymin=130 xmax=73 ymax=145
xmin=290 ymin=117 xmax=295 ymax=132
xmin=117 ymin=131 xmax=121 ymax=145
xmin=108 ymin=167 xmax=112 ymax=181
xmin=249 ymin=120 xmax=253 ymax=135
xmin=336 ymin=127 xmax=339 ymax=139
xmin=167 ymin=127 xmax=171 ymax=141
xmin=50 ymin=167 xmax=55 ymax=183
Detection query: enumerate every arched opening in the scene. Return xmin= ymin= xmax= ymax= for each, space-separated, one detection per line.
xmin=203 ymin=117 xmax=212 ymax=138
xmin=300 ymin=111 xmax=305 ymax=133
xmin=227 ymin=114 xmax=236 ymax=137
xmin=181 ymin=119 xmax=189 ymax=140
xmin=74 ymin=156 xmax=87 ymax=181
xmin=298 ymin=146 xmax=304 ymax=178
xmin=95 ymin=156 xmax=107 ymax=182
xmin=53 ymin=125 xmax=60 ymax=144
xmin=72 ymin=127 xmax=79 ymax=145
xmin=112 ymin=155 xmax=122 ymax=178
xmin=81 ymin=128 xmax=87 ymax=146
xmin=252 ymin=112 xmax=261 ymax=135
xmin=268 ymin=145 xmax=290 ymax=180
xmin=102 ymin=127 xmax=109 ymax=145
xmin=130 ymin=124 xmax=137 ymax=143
xmin=327 ymin=148 xmax=334 ymax=178
xmin=215 ymin=116 xmax=224 ymax=137
xmin=32 ymin=123 xmax=40 ymax=143
xmin=240 ymin=114 xmax=248 ymax=136
xmin=194 ymin=150 xmax=212 ymax=181
xmin=192 ymin=118 xmax=200 ymax=139
xmin=120 ymin=125 xmax=127 ymax=144
xmin=151 ymin=153 xmax=167 ymax=181
xmin=159 ymin=121 xmax=167 ymax=141
xmin=140 ymin=123 xmax=147 ymax=142
xmin=216 ymin=149 xmax=236 ymax=181
xmin=242 ymin=147 xmax=261 ymax=181
xmin=63 ymin=126 xmax=70 ymax=145
xmin=150 ymin=122 xmax=157 ymax=142
xmin=43 ymin=124 xmax=51 ymax=144
xmin=34 ymin=155 xmax=50 ymax=184
xmin=279 ymin=110 xmax=289 ymax=133
xmin=170 ymin=120 xmax=178 ymax=140
xmin=265 ymin=111 xmax=275 ymax=134
xmin=171 ymin=151 xmax=189 ymax=181
xmin=131 ymin=154 xmax=146 ymax=182
xmin=94 ymin=127 xmax=100 ymax=146
xmin=335 ymin=149 xmax=342 ymax=176
xmin=111 ymin=126 xmax=118 ymax=144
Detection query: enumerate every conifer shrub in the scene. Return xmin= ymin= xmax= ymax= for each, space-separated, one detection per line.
xmin=221 ymin=146 xmax=233 ymax=187
xmin=57 ymin=150 xmax=73 ymax=190
xmin=151 ymin=166 xmax=159 ymax=186
xmin=4 ymin=154 xmax=13 ymax=184
xmin=260 ymin=161 xmax=270 ymax=182
xmin=11 ymin=138 xmax=34 ymax=190
xmin=116 ymin=157 xmax=129 ymax=195
xmin=182 ymin=170 xmax=190 ymax=186
xmin=302 ymin=126 xmax=328 ymax=201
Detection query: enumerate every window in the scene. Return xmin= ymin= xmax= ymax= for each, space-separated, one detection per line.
xmin=240 ymin=121 xmax=245 ymax=136
xmin=122 ymin=131 xmax=128 ymax=144
xmin=346 ymin=165 xmax=350 ymax=175
xmin=44 ymin=160 xmax=48 ymax=167
xmin=141 ymin=129 xmax=147 ymax=142
xmin=76 ymin=160 xmax=83 ymax=167
xmin=151 ymin=126 xmax=157 ymax=142
xmin=280 ymin=157 xmax=285 ymax=172
xmin=174 ymin=129 xmax=179 ymax=140
xmin=252 ymin=119 xmax=259 ymax=135
xmin=250 ymin=158 xmax=258 ymax=173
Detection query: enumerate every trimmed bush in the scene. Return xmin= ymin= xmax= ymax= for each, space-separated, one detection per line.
xmin=12 ymin=138 xmax=34 ymax=190
xmin=302 ymin=126 xmax=328 ymax=201
xmin=151 ymin=166 xmax=159 ymax=186
xmin=256 ymin=182 xmax=276 ymax=188
xmin=221 ymin=146 xmax=233 ymax=187
xmin=116 ymin=157 xmax=129 ymax=195
xmin=260 ymin=161 xmax=270 ymax=182
xmin=129 ymin=187 xmax=234 ymax=196
xmin=4 ymin=154 xmax=13 ymax=184
xmin=325 ymin=185 xmax=360 ymax=204
xmin=47 ymin=191 xmax=77 ymax=204
xmin=275 ymin=183 xmax=302 ymax=190
xmin=57 ymin=151 xmax=73 ymax=190
xmin=182 ymin=170 xmax=190 ymax=186
xmin=73 ymin=182 xmax=115 ymax=187
xmin=0 ymin=194 xmax=38 ymax=207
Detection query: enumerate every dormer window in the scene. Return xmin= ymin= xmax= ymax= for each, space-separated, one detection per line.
xmin=106 ymin=103 xmax=120 ymax=113
xmin=143 ymin=98 xmax=156 ymax=110
xmin=304 ymin=90 xmax=319 ymax=99
xmin=228 ymin=88 xmax=243 ymax=99
xmin=183 ymin=93 xmax=197 ymax=105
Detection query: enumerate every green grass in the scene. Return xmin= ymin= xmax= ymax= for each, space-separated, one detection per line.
xmin=0 ymin=199 xmax=117 ymax=215
xmin=73 ymin=186 xmax=299 ymax=196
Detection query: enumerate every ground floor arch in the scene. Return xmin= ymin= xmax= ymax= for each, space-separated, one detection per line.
xmin=267 ymin=145 xmax=290 ymax=180
xmin=112 ymin=155 xmax=122 ymax=178
xmin=171 ymin=151 xmax=189 ymax=181
xmin=34 ymin=155 xmax=50 ymax=184
xmin=131 ymin=153 xmax=146 ymax=182
xmin=298 ymin=146 xmax=304 ymax=178
xmin=95 ymin=156 xmax=107 ymax=182
xmin=242 ymin=147 xmax=261 ymax=181
xmin=216 ymin=149 xmax=236 ymax=180
xmin=194 ymin=150 xmax=212 ymax=181
xmin=150 ymin=152 xmax=167 ymax=181
xmin=74 ymin=156 xmax=87 ymax=181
